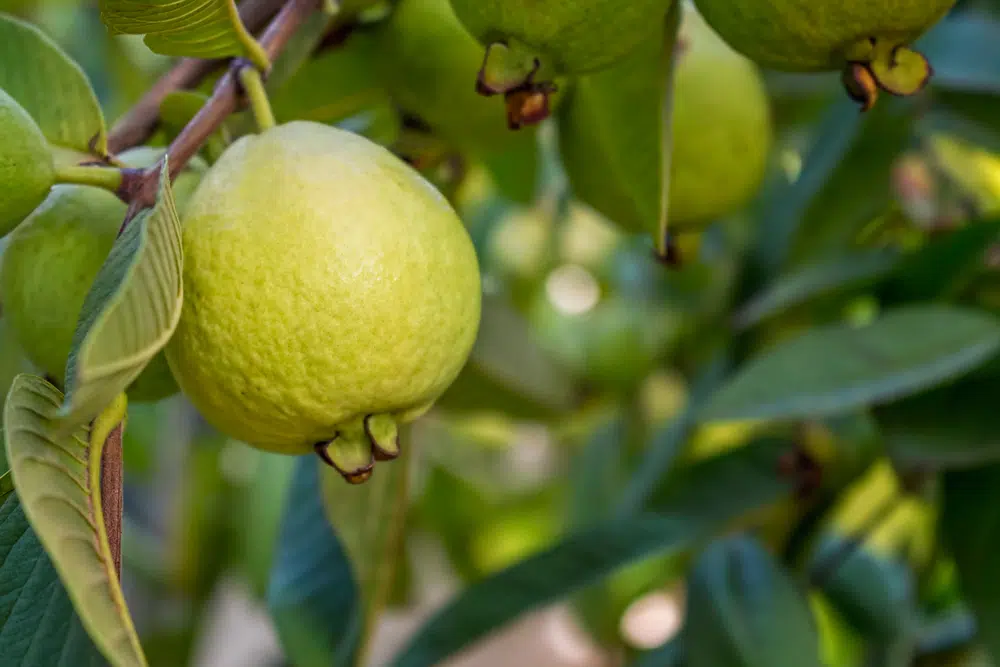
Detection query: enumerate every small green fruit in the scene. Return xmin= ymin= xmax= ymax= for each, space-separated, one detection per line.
xmin=0 ymin=148 xmax=203 ymax=402
xmin=693 ymin=0 xmax=956 ymax=108
xmin=449 ymin=0 xmax=669 ymax=120
xmin=0 ymin=88 xmax=54 ymax=237
xmin=165 ymin=122 xmax=481 ymax=483
xmin=669 ymin=8 xmax=772 ymax=228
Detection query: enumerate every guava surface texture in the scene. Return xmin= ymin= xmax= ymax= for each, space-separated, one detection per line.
xmin=692 ymin=0 xmax=956 ymax=71
xmin=0 ymin=88 xmax=54 ymax=237
xmin=166 ymin=121 xmax=482 ymax=456
xmin=670 ymin=8 xmax=773 ymax=228
xmin=449 ymin=0 xmax=671 ymax=76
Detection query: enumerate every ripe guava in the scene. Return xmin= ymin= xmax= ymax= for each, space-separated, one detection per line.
xmin=449 ymin=0 xmax=668 ymax=123
xmin=0 ymin=147 xmax=203 ymax=402
xmin=165 ymin=121 xmax=481 ymax=483
xmin=693 ymin=0 xmax=956 ymax=109
xmin=669 ymin=8 xmax=773 ymax=228
xmin=0 ymin=88 xmax=54 ymax=237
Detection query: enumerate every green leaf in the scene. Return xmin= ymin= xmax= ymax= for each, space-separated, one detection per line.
xmin=60 ymin=160 xmax=183 ymax=429
xmin=319 ymin=443 xmax=409 ymax=658
xmin=685 ymin=536 xmax=823 ymax=667
xmin=0 ymin=13 xmax=107 ymax=154
xmin=879 ymin=219 xmax=1000 ymax=304
xmin=921 ymin=14 xmax=1000 ymax=94
xmin=941 ymin=464 xmax=1000 ymax=664
xmin=734 ymin=249 xmax=900 ymax=330
xmin=811 ymin=535 xmax=915 ymax=642
xmin=878 ymin=377 xmax=1000 ymax=470
xmin=4 ymin=374 xmax=144 ymax=666
xmin=557 ymin=19 xmax=672 ymax=236
xmin=390 ymin=438 xmax=795 ymax=667
xmin=99 ymin=0 xmax=269 ymax=70
xmin=436 ymin=294 xmax=577 ymax=420
xmin=701 ymin=306 xmax=1000 ymax=423
xmin=0 ymin=491 xmax=106 ymax=667
xmin=268 ymin=457 xmax=361 ymax=667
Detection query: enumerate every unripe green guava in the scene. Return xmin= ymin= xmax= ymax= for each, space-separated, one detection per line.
xmin=165 ymin=122 xmax=481 ymax=483
xmin=0 ymin=148 xmax=203 ymax=402
xmin=0 ymin=88 xmax=54 ymax=237
xmin=669 ymin=8 xmax=772 ymax=228
xmin=693 ymin=0 xmax=956 ymax=107
xmin=374 ymin=0 xmax=544 ymax=152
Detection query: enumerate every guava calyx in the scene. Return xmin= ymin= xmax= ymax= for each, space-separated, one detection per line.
xmin=476 ymin=41 xmax=556 ymax=128
xmin=315 ymin=413 xmax=401 ymax=483
xmin=842 ymin=63 xmax=880 ymax=112
xmin=841 ymin=38 xmax=933 ymax=111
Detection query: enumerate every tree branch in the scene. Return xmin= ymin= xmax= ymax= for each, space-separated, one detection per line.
xmin=105 ymin=0 xmax=288 ymax=154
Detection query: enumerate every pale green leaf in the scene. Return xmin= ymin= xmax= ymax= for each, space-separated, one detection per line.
xmin=701 ymin=306 xmax=1000 ymax=423
xmin=0 ymin=13 xmax=107 ymax=154
xmin=4 ymin=374 xmax=145 ymax=667
xmin=99 ymin=0 xmax=269 ymax=69
xmin=60 ymin=162 xmax=183 ymax=429
xmin=319 ymin=446 xmax=409 ymax=653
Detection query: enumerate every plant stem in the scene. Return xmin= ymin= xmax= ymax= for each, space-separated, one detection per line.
xmin=53 ymin=164 xmax=124 ymax=192
xmin=105 ymin=0 xmax=289 ymax=154
xmin=239 ymin=66 xmax=277 ymax=131
xmin=101 ymin=423 xmax=125 ymax=576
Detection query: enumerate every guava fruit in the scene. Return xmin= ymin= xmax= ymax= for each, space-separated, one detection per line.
xmin=449 ymin=0 xmax=668 ymax=123
xmin=374 ymin=0 xmax=548 ymax=145
xmin=692 ymin=0 xmax=957 ymax=109
xmin=0 ymin=147 xmax=203 ymax=402
xmin=165 ymin=121 xmax=481 ymax=483
xmin=669 ymin=8 xmax=772 ymax=228
xmin=0 ymin=88 xmax=54 ymax=237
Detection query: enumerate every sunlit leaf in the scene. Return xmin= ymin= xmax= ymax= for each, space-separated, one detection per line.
xmin=0 ymin=13 xmax=106 ymax=154
xmin=60 ymin=161 xmax=183 ymax=429
xmin=99 ymin=0 xmax=269 ymax=69
xmin=4 ymin=375 xmax=144 ymax=666
xmin=702 ymin=306 xmax=1000 ymax=423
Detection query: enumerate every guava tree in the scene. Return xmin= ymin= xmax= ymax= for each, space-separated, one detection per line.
xmin=1 ymin=0 xmax=1000 ymax=665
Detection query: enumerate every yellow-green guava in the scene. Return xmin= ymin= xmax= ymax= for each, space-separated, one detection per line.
xmin=165 ymin=121 xmax=481 ymax=483
xmin=0 ymin=147 xmax=203 ymax=402
xmin=0 ymin=88 xmax=54 ymax=237
xmin=693 ymin=0 xmax=956 ymax=108
xmin=449 ymin=0 xmax=669 ymax=121
xmin=669 ymin=8 xmax=773 ymax=228
xmin=374 ymin=0 xmax=548 ymax=149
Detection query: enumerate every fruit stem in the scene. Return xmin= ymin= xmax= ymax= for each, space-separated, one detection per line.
xmin=238 ymin=65 xmax=278 ymax=132
xmin=655 ymin=1 xmax=682 ymax=265
xmin=53 ymin=164 xmax=124 ymax=192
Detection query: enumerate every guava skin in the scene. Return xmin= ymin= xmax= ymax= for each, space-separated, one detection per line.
xmin=670 ymin=9 xmax=773 ymax=228
xmin=449 ymin=0 xmax=672 ymax=77
xmin=692 ymin=0 xmax=956 ymax=71
xmin=0 ymin=88 xmax=54 ymax=237
xmin=165 ymin=122 xmax=481 ymax=461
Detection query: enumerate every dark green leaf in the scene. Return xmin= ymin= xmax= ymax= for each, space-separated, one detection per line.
xmin=879 ymin=377 xmax=1000 ymax=470
xmin=268 ymin=457 xmax=361 ymax=667
xmin=630 ymin=639 xmax=685 ymax=667
xmin=921 ymin=14 xmax=1000 ymax=94
xmin=0 ymin=491 xmax=106 ymax=667
xmin=701 ymin=306 xmax=1000 ymax=423
xmin=734 ymin=249 xmax=900 ymax=330
xmin=941 ymin=464 xmax=1000 ymax=664
xmin=685 ymin=536 xmax=823 ymax=667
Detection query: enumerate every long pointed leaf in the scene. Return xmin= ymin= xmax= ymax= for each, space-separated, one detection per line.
xmin=4 ymin=374 xmax=145 ymax=666
xmin=60 ymin=161 xmax=183 ymax=429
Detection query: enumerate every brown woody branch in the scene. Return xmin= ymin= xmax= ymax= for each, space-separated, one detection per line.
xmin=106 ymin=0 xmax=288 ymax=153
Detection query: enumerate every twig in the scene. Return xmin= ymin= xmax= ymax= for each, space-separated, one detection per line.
xmin=119 ymin=0 xmax=320 ymax=216
xmin=105 ymin=0 xmax=288 ymax=153
xmin=101 ymin=423 xmax=125 ymax=576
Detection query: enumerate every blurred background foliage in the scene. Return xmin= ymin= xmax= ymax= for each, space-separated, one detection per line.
xmin=5 ymin=0 xmax=1000 ymax=665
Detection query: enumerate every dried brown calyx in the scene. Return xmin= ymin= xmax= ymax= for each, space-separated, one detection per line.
xmin=314 ymin=413 xmax=400 ymax=484
xmin=842 ymin=38 xmax=933 ymax=112
xmin=475 ymin=41 xmax=558 ymax=129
